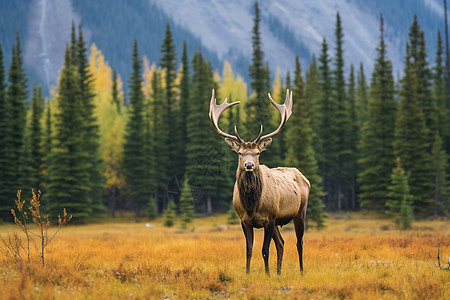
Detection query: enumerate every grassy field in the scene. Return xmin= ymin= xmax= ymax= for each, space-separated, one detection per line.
xmin=0 ymin=213 xmax=448 ymax=299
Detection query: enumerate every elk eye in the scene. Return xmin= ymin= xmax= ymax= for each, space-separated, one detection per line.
xmin=257 ymin=152 xmax=260 ymax=155
xmin=238 ymin=152 xmax=243 ymax=156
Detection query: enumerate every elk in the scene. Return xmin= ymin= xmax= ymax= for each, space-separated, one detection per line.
xmin=209 ymin=89 xmax=310 ymax=276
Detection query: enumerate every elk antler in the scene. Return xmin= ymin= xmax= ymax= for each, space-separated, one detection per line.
xmin=254 ymin=89 xmax=293 ymax=143
xmin=209 ymin=89 xmax=243 ymax=143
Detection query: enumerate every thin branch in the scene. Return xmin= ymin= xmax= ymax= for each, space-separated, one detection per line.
xmin=437 ymin=247 xmax=441 ymax=269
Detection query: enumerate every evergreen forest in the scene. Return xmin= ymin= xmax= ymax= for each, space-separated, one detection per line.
xmin=0 ymin=2 xmax=449 ymax=227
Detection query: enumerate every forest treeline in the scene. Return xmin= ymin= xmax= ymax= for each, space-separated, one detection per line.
xmin=0 ymin=2 xmax=449 ymax=226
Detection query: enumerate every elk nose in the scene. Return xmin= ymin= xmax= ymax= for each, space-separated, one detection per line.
xmin=244 ymin=162 xmax=254 ymax=170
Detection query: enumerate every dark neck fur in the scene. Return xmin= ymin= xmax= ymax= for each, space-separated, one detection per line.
xmin=237 ymin=167 xmax=262 ymax=217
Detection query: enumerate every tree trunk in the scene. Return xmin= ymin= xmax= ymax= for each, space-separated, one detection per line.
xmin=351 ymin=175 xmax=356 ymax=210
xmin=337 ymin=179 xmax=342 ymax=211
xmin=434 ymin=172 xmax=439 ymax=218
xmin=108 ymin=186 xmax=117 ymax=218
xmin=40 ymin=221 xmax=45 ymax=267
xmin=206 ymin=195 xmax=212 ymax=215
xmin=154 ymin=188 xmax=159 ymax=214
xmin=134 ymin=204 xmax=140 ymax=218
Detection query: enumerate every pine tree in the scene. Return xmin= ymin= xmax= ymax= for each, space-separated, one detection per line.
xmin=9 ymin=34 xmax=29 ymax=183
xmin=414 ymin=23 xmax=436 ymax=147
xmin=285 ymin=71 xmax=292 ymax=91
xmin=164 ymin=199 xmax=176 ymax=227
xmin=0 ymin=42 xmax=13 ymax=220
xmin=399 ymin=196 xmax=413 ymax=229
xmin=431 ymin=133 xmax=449 ymax=217
xmin=149 ymin=69 xmax=170 ymax=213
xmin=355 ymin=62 xmax=369 ymax=211
xmin=70 ymin=21 xmax=77 ymax=63
xmin=180 ymin=178 xmax=194 ymax=229
xmin=186 ymin=52 xmax=230 ymax=213
xmin=305 ymin=56 xmax=320 ymax=133
xmin=0 ymin=44 xmax=5 ymax=154
xmin=358 ymin=15 xmax=396 ymax=210
xmin=317 ymin=37 xmax=337 ymax=209
xmin=347 ymin=64 xmax=358 ymax=210
xmin=144 ymin=107 xmax=156 ymax=219
xmin=356 ymin=63 xmax=369 ymax=133
xmin=186 ymin=51 xmax=213 ymax=213
xmin=304 ymin=57 xmax=323 ymax=175
xmin=0 ymin=34 xmax=28 ymax=220
xmin=160 ymin=23 xmax=181 ymax=192
xmin=77 ymin=25 xmax=105 ymax=215
xmin=433 ymin=31 xmax=449 ymax=152
xmin=41 ymin=100 xmax=52 ymax=195
xmin=123 ymin=39 xmax=148 ymax=217
xmin=394 ymin=17 xmax=433 ymax=216
xmin=246 ymin=1 xmax=271 ymax=141
xmin=19 ymin=129 xmax=34 ymax=198
xmin=47 ymin=46 xmax=92 ymax=222
xmin=386 ymin=158 xmax=414 ymax=229
xmin=27 ymin=84 xmax=44 ymax=192
xmin=285 ymin=56 xmax=326 ymax=229
xmin=160 ymin=24 xmax=176 ymax=110
xmin=333 ymin=12 xmax=352 ymax=210
xmin=386 ymin=159 xmax=411 ymax=222
xmin=178 ymin=42 xmax=190 ymax=178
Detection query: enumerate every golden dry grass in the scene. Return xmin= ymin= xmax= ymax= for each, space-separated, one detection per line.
xmin=0 ymin=213 xmax=448 ymax=299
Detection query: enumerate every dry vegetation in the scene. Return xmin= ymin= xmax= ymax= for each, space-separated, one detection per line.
xmin=0 ymin=214 xmax=448 ymax=299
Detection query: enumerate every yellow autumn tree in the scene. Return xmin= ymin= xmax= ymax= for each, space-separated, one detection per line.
xmin=268 ymin=68 xmax=283 ymax=129
xmin=174 ymin=63 xmax=183 ymax=105
xmin=143 ymin=56 xmax=157 ymax=99
xmin=88 ymin=43 xmax=126 ymax=215
xmin=272 ymin=68 xmax=282 ymax=101
xmin=218 ymin=61 xmax=248 ymax=128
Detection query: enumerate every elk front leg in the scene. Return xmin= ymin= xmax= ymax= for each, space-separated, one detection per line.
xmin=272 ymin=226 xmax=284 ymax=275
xmin=241 ymin=222 xmax=254 ymax=274
xmin=262 ymin=221 xmax=275 ymax=276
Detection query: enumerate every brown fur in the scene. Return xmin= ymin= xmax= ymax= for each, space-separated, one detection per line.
xmin=233 ymin=164 xmax=310 ymax=228
xmin=237 ymin=167 xmax=262 ymax=217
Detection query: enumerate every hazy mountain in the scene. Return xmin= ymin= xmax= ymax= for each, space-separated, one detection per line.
xmin=0 ymin=0 xmax=447 ymax=95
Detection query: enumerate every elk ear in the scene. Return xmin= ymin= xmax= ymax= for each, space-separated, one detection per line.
xmin=225 ymin=138 xmax=241 ymax=152
xmin=258 ymin=137 xmax=272 ymax=152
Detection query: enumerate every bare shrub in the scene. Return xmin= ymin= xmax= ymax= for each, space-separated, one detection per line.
xmin=0 ymin=190 xmax=72 ymax=267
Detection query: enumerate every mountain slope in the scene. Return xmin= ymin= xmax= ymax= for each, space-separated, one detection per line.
xmin=0 ymin=0 xmax=447 ymax=94
xmin=151 ymin=0 xmax=446 ymax=80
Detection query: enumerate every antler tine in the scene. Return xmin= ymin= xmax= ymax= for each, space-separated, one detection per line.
xmin=285 ymin=89 xmax=293 ymax=120
xmin=234 ymin=126 xmax=244 ymax=143
xmin=254 ymin=89 xmax=293 ymax=143
xmin=252 ymin=125 xmax=264 ymax=143
xmin=209 ymin=89 xmax=241 ymax=141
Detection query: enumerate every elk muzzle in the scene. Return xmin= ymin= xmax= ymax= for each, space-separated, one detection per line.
xmin=244 ymin=162 xmax=255 ymax=172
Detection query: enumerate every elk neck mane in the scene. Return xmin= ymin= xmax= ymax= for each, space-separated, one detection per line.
xmin=237 ymin=167 xmax=263 ymax=217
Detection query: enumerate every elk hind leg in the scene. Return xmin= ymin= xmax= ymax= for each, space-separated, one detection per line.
xmin=272 ymin=225 xmax=284 ymax=275
xmin=293 ymin=215 xmax=305 ymax=273
xmin=241 ymin=222 xmax=254 ymax=274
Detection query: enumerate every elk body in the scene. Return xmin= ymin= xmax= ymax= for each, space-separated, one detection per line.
xmin=209 ymin=89 xmax=310 ymax=275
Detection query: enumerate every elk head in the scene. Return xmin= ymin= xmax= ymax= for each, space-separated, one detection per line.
xmin=209 ymin=89 xmax=293 ymax=172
